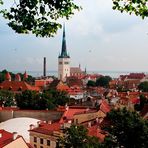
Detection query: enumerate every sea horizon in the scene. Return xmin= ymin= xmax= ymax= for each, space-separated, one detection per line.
xmin=12 ymin=70 xmax=148 ymax=78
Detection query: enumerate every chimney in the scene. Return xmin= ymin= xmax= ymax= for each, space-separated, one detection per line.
xmin=29 ymin=124 xmax=35 ymax=130
xmin=96 ymin=117 xmax=99 ymax=123
xmin=79 ymin=63 xmax=81 ymax=69
xmin=88 ymin=122 xmax=91 ymax=127
xmin=37 ymin=121 xmax=41 ymax=127
xmin=0 ymin=133 xmax=2 ymax=138
xmin=43 ymin=57 xmax=46 ymax=77
xmin=48 ymin=120 xmax=52 ymax=124
xmin=13 ymin=132 xmax=17 ymax=140
xmin=65 ymin=104 xmax=69 ymax=111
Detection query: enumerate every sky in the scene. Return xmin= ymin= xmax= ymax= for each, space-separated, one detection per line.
xmin=0 ymin=0 xmax=148 ymax=73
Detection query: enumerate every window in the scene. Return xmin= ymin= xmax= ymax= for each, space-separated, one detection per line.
xmin=34 ymin=144 xmax=37 ymax=148
xmin=64 ymin=62 xmax=69 ymax=64
xmin=59 ymin=62 xmax=62 ymax=64
xmin=34 ymin=137 xmax=37 ymax=143
xmin=40 ymin=138 xmax=43 ymax=144
xmin=40 ymin=146 xmax=43 ymax=148
xmin=47 ymin=140 xmax=50 ymax=146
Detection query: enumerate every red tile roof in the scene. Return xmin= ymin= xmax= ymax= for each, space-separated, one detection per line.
xmin=127 ymin=73 xmax=145 ymax=79
xmin=70 ymin=67 xmax=82 ymax=73
xmin=29 ymin=122 xmax=61 ymax=136
xmin=57 ymin=84 xmax=70 ymax=91
xmin=0 ymin=129 xmax=13 ymax=148
xmin=66 ymin=77 xmax=83 ymax=87
xmin=35 ymin=79 xmax=52 ymax=87
xmin=100 ymin=99 xmax=110 ymax=114
xmin=0 ymin=81 xmax=40 ymax=92
xmin=88 ymin=125 xmax=106 ymax=142
xmin=59 ymin=107 xmax=88 ymax=123
xmin=130 ymin=98 xmax=140 ymax=104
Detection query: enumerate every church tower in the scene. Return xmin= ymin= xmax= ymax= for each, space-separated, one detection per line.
xmin=58 ymin=24 xmax=70 ymax=81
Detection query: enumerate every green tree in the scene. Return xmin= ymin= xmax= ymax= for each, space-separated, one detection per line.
xmin=56 ymin=125 xmax=101 ymax=148
xmin=87 ymin=80 xmax=96 ymax=87
xmin=112 ymin=0 xmax=148 ymax=19
xmin=103 ymin=108 xmax=148 ymax=148
xmin=96 ymin=76 xmax=112 ymax=88
xmin=134 ymin=94 xmax=148 ymax=111
xmin=15 ymin=90 xmax=37 ymax=109
xmin=15 ymin=89 xmax=69 ymax=110
xmin=0 ymin=90 xmax=15 ymax=107
xmin=138 ymin=81 xmax=148 ymax=92
xmin=47 ymin=89 xmax=69 ymax=106
xmin=0 ymin=0 xmax=3 ymax=5
xmin=0 ymin=0 xmax=80 ymax=37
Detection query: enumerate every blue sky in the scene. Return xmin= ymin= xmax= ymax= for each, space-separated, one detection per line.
xmin=0 ymin=0 xmax=148 ymax=72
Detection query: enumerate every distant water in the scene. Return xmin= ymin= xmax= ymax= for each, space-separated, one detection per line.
xmin=13 ymin=70 xmax=148 ymax=78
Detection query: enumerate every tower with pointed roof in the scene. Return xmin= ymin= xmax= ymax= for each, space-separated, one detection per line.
xmin=58 ymin=24 xmax=70 ymax=81
xmin=5 ymin=72 xmax=11 ymax=81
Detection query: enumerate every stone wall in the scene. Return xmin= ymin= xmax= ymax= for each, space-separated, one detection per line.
xmin=0 ymin=110 xmax=63 ymax=122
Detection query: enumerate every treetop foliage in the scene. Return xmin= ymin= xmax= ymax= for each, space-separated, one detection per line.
xmin=0 ymin=90 xmax=15 ymax=107
xmin=56 ymin=125 xmax=101 ymax=148
xmin=16 ymin=89 xmax=69 ymax=110
xmin=0 ymin=0 xmax=81 ymax=37
xmin=0 ymin=0 xmax=3 ymax=5
xmin=103 ymin=108 xmax=148 ymax=148
xmin=0 ymin=1 xmax=148 ymax=37
xmin=96 ymin=76 xmax=112 ymax=88
xmin=138 ymin=81 xmax=148 ymax=92
xmin=112 ymin=0 xmax=148 ymax=19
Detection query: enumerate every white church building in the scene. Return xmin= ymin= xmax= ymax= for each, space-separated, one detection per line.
xmin=58 ymin=25 xmax=86 ymax=82
xmin=58 ymin=24 xmax=70 ymax=81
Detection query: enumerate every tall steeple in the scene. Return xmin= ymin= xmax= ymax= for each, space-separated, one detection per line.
xmin=58 ymin=23 xmax=70 ymax=81
xmin=59 ymin=24 xmax=70 ymax=58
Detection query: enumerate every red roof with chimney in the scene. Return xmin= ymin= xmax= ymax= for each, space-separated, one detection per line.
xmin=0 ymin=129 xmax=13 ymax=148
xmin=29 ymin=122 xmax=61 ymax=136
xmin=59 ymin=106 xmax=89 ymax=123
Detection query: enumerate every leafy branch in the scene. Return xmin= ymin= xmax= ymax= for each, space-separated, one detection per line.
xmin=0 ymin=0 xmax=81 ymax=37
xmin=112 ymin=0 xmax=148 ymax=19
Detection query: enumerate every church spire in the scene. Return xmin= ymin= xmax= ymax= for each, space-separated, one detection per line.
xmin=59 ymin=24 xmax=70 ymax=58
